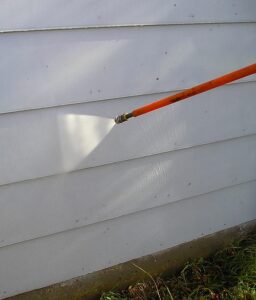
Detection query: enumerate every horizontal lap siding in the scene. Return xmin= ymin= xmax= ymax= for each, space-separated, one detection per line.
xmin=0 ymin=181 xmax=256 ymax=298
xmin=0 ymin=135 xmax=256 ymax=248
xmin=1 ymin=1 xmax=256 ymax=298
xmin=0 ymin=0 xmax=255 ymax=31
xmin=0 ymin=82 xmax=256 ymax=185
xmin=0 ymin=23 xmax=256 ymax=114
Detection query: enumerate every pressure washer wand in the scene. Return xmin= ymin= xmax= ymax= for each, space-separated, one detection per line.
xmin=115 ymin=63 xmax=256 ymax=124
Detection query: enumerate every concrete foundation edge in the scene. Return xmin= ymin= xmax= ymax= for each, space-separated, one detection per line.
xmin=7 ymin=219 xmax=256 ymax=300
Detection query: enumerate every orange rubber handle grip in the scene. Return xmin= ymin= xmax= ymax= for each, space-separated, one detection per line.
xmin=132 ymin=63 xmax=256 ymax=117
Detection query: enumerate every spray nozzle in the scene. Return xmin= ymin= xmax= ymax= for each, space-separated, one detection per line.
xmin=114 ymin=112 xmax=133 ymax=124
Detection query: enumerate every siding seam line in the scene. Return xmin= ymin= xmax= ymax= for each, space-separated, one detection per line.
xmin=0 ymin=20 xmax=255 ymax=34
xmin=0 ymin=178 xmax=255 ymax=250
xmin=0 ymin=132 xmax=255 ymax=188
xmin=0 ymin=79 xmax=255 ymax=116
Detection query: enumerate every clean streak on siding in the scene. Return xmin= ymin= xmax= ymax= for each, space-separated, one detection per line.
xmin=0 ymin=23 xmax=255 ymax=114
xmin=0 ymin=180 xmax=255 ymax=299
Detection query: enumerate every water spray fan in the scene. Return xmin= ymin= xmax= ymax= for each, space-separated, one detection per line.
xmin=114 ymin=63 xmax=256 ymax=124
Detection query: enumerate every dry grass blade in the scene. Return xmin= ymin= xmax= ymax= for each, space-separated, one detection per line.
xmin=101 ymin=234 xmax=256 ymax=300
xmin=131 ymin=263 xmax=162 ymax=300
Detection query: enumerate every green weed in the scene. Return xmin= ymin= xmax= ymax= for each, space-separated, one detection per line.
xmin=100 ymin=234 xmax=256 ymax=300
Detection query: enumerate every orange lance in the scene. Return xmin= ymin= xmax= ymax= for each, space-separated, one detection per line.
xmin=114 ymin=63 xmax=256 ymax=124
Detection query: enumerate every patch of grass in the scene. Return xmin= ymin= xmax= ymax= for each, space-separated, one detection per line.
xmin=101 ymin=291 xmax=130 ymax=300
xmin=100 ymin=234 xmax=256 ymax=299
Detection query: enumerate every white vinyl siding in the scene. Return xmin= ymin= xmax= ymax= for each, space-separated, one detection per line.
xmin=0 ymin=1 xmax=255 ymax=298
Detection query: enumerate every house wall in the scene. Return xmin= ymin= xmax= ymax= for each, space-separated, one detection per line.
xmin=0 ymin=1 xmax=256 ymax=298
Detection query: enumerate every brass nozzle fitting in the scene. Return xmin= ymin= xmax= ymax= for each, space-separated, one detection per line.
xmin=114 ymin=112 xmax=133 ymax=124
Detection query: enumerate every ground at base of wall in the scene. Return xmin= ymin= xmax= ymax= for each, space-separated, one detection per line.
xmin=101 ymin=234 xmax=256 ymax=300
xmin=8 ymin=220 xmax=256 ymax=300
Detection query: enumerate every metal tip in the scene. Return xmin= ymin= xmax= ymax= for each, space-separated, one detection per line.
xmin=114 ymin=113 xmax=133 ymax=124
